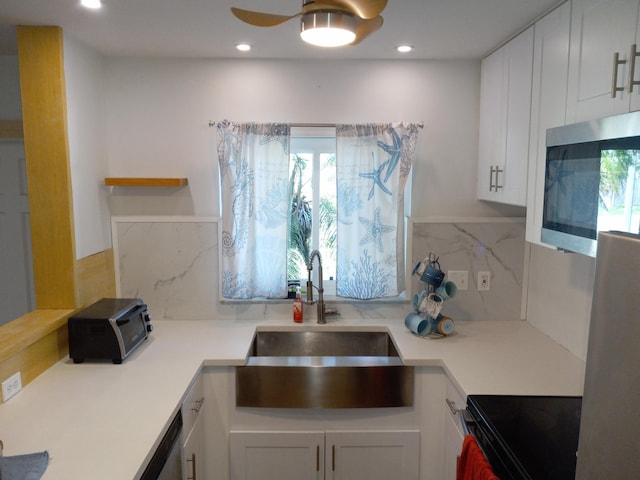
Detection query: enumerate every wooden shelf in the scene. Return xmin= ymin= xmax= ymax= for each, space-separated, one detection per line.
xmin=104 ymin=177 xmax=188 ymax=187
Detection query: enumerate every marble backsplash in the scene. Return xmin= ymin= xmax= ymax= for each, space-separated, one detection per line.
xmin=113 ymin=217 xmax=525 ymax=322
xmin=411 ymin=219 xmax=525 ymax=321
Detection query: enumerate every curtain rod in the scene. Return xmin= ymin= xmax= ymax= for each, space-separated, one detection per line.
xmin=209 ymin=121 xmax=423 ymax=128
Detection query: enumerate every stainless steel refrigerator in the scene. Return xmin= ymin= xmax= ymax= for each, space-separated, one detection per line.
xmin=576 ymin=231 xmax=640 ymax=478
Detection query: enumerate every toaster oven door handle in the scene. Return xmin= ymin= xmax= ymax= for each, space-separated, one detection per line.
xmin=115 ymin=305 xmax=147 ymax=326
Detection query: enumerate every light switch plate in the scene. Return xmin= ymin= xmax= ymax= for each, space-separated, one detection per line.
xmin=447 ymin=270 xmax=468 ymax=290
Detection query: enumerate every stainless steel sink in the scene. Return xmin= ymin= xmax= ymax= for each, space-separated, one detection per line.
xmin=236 ymin=330 xmax=414 ymax=409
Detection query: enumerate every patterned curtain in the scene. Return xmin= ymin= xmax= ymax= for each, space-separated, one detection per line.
xmin=336 ymin=123 xmax=420 ymax=299
xmin=216 ymin=120 xmax=290 ymax=299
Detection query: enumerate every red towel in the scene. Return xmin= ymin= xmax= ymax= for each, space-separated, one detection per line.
xmin=456 ymin=434 xmax=500 ymax=480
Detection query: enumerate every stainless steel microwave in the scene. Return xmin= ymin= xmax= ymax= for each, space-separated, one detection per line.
xmin=542 ymin=111 xmax=640 ymax=257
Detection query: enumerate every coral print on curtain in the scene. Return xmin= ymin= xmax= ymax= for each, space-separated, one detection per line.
xmin=336 ymin=123 xmax=420 ymax=300
xmin=216 ymin=120 xmax=290 ymax=299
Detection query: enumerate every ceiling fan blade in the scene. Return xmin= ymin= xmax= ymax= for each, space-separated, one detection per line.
xmin=230 ymin=7 xmax=300 ymax=27
xmin=317 ymin=0 xmax=388 ymax=19
xmin=351 ymin=16 xmax=383 ymax=45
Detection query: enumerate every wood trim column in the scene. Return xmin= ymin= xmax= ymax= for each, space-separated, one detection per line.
xmin=16 ymin=26 xmax=76 ymax=309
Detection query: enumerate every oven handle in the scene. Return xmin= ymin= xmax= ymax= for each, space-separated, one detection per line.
xmin=445 ymin=398 xmax=473 ymax=435
xmin=460 ymin=409 xmax=473 ymax=435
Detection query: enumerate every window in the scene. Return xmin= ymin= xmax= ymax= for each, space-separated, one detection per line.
xmin=288 ymin=127 xmax=337 ymax=295
xmin=216 ymin=121 xmax=420 ymax=301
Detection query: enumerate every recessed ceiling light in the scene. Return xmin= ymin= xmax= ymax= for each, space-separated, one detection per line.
xmin=396 ymin=45 xmax=414 ymax=53
xmin=81 ymin=0 xmax=102 ymax=9
xmin=236 ymin=43 xmax=251 ymax=52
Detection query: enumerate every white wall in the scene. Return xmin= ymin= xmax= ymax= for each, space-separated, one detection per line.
xmin=7 ymin=45 xmax=594 ymax=357
xmin=1 ymin=47 xmax=112 ymax=261
xmin=103 ymin=57 xmax=524 ymax=219
xmin=0 ymin=55 xmax=21 ymax=119
xmin=63 ymin=36 xmax=111 ymax=259
xmin=526 ymin=244 xmax=595 ymax=360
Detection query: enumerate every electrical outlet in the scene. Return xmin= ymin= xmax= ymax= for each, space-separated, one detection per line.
xmin=478 ymin=271 xmax=491 ymax=291
xmin=1 ymin=371 xmax=22 ymax=402
xmin=447 ymin=270 xmax=468 ymax=290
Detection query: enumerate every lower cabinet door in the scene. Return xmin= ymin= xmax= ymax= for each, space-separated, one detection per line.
xmin=443 ymin=414 xmax=465 ymax=480
xmin=230 ymin=431 xmax=325 ymax=480
xmin=229 ymin=430 xmax=419 ymax=480
xmin=183 ymin=416 xmax=205 ymax=480
xmin=326 ymin=431 xmax=420 ymax=480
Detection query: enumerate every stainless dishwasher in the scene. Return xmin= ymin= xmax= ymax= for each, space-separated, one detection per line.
xmin=140 ymin=411 xmax=183 ymax=480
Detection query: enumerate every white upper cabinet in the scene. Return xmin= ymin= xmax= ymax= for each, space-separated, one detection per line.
xmin=478 ymin=26 xmax=534 ymax=206
xmin=526 ymin=2 xmax=572 ymax=247
xmin=566 ymin=0 xmax=640 ymax=122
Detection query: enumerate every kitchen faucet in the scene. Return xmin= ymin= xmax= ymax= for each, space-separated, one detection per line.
xmin=307 ymin=250 xmax=327 ymax=324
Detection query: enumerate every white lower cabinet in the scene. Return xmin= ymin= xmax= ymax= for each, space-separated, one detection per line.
xmin=442 ymin=377 xmax=466 ymax=480
xmin=229 ymin=430 xmax=420 ymax=480
xmin=183 ymin=416 xmax=205 ymax=480
xmin=443 ymin=413 xmax=464 ymax=480
xmin=182 ymin=374 xmax=205 ymax=480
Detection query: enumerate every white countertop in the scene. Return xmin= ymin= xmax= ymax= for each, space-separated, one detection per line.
xmin=0 ymin=318 xmax=585 ymax=480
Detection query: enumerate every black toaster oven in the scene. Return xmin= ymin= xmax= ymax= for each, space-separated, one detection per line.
xmin=68 ymin=298 xmax=152 ymax=364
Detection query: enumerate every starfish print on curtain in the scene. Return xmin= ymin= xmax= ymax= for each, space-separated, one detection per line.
xmin=336 ymin=123 xmax=420 ymax=300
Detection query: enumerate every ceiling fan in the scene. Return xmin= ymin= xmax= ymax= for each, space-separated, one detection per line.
xmin=231 ymin=0 xmax=388 ymax=47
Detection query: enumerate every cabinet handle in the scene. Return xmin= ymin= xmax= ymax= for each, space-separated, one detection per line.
xmin=186 ymin=453 xmax=197 ymax=480
xmin=612 ymin=51 xmax=627 ymax=98
xmin=191 ymin=397 xmax=204 ymax=414
xmin=494 ymin=166 xmax=503 ymax=191
xmin=489 ymin=166 xmax=495 ymax=192
xmin=316 ymin=445 xmax=320 ymax=472
xmin=332 ymin=444 xmax=336 ymax=471
xmin=629 ymin=44 xmax=640 ymax=93
xmin=446 ymin=398 xmax=461 ymax=415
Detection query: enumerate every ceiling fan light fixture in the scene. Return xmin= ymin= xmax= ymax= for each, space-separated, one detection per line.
xmin=300 ymin=11 xmax=357 ymax=47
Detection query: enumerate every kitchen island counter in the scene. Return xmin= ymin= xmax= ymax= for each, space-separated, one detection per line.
xmin=0 ymin=318 xmax=585 ymax=479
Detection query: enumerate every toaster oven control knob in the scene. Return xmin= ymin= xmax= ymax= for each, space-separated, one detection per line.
xmin=143 ymin=311 xmax=153 ymax=332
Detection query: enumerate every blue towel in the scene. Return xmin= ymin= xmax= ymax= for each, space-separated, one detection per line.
xmin=2 ymin=451 xmax=49 ymax=480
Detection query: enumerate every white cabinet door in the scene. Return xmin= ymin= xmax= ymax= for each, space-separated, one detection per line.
xmin=478 ymin=47 xmax=505 ymax=201
xmin=183 ymin=415 xmax=205 ymax=480
xmin=526 ymin=2 xmax=571 ymax=247
xmin=230 ymin=431 xmax=325 ymax=480
xmin=182 ymin=375 xmax=204 ymax=441
xmin=478 ymin=26 xmax=534 ymax=206
xmin=443 ymin=414 xmax=464 ymax=480
xmin=442 ymin=377 xmax=466 ymax=480
xmin=182 ymin=374 xmax=205 ymax=480
xmin=230 ymin=430 xmax=419 ymax=480
xmin=326 ymin=431 xmax=419 ymax=480
xmin=566 ymin=0 xmax=640 ymax=122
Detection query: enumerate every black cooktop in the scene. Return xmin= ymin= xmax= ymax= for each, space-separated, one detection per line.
xmin=466 ymin=395 xmax=582 ymax=480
